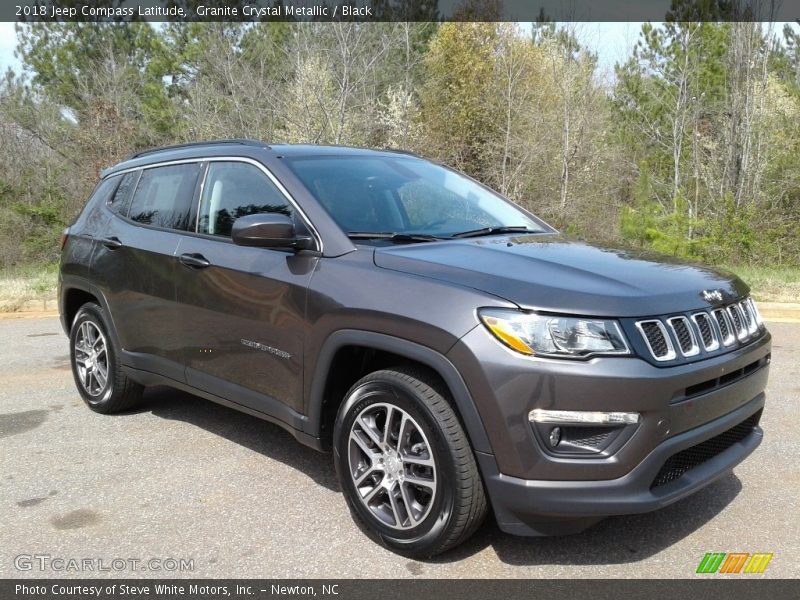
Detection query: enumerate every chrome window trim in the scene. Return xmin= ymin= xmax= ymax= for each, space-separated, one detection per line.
xmin=666 ymin=316 xmax=700 ymax=357
xmin=712 ymin=308 xmax=736 ymax=346
xmin=691 ymin=312 xmax=720 ymax=352
xmin=635 ymin=319 xmax=676 ymax=361
xmin=727 ymin=304 xmax=749 ymax=341
xmin=108 ymin=156 xmax=323 ymax=253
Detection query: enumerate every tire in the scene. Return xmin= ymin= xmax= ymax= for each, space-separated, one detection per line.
xmin=333 ymin=367 xmax=487 ymax=558
xmin=69 ymin=302 xmax=143 ymax=413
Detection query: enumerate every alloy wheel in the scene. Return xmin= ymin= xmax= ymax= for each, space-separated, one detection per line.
xmin=73 ymin=321 xmax=109 ymax=397
xmin=347 ymin=402 xmax=437 ymax=530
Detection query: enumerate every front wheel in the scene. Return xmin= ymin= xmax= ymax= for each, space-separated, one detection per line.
xmin=333 ymin=368 xmax=487 ymax=558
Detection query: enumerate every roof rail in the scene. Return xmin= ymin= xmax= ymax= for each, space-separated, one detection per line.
xmin=125 ymin=139 xmax=267 ymax=160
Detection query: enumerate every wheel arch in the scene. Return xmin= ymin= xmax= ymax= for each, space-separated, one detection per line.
xmin=59 ymin=278 xmax=122 ymax=350
xmin=305 ymin=330 xmax=493 ymax=455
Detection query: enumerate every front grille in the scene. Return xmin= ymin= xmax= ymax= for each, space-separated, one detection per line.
xmin=650 ymin=411 xmax=761 ymax=489
xmin=635 ymin=297 xmax=764 ymax=363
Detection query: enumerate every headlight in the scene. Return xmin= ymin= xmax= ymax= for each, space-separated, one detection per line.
xmin=478 ymin=308 xmax=630 ymax=358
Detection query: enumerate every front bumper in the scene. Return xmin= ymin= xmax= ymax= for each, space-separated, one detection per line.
xmin=447 ymin=324 xmax=770 ymax=536
xmin=478 ymin=394 xmax=763 ymax=535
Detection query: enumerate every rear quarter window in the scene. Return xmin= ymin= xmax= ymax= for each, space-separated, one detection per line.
xmin=88 ymin=176 xmax=121 ymax=208
xmin=109 ymin=171 xmax=140 ymax=215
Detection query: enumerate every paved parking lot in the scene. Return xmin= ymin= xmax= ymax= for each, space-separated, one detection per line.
xmin=1 ymin=315 xmax=798 ymax=578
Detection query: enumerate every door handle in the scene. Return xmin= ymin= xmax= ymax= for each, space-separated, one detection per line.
xmin=179 ymin=253 xmax=211 ymax=269
xmin=100 ymin=237 xmax=123 ymax=250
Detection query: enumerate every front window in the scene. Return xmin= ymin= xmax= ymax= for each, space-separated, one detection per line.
xmin=284 ymin=155 xmax=547 ymax=239
xmin=197 ymin=161 xmax=293 ymax=238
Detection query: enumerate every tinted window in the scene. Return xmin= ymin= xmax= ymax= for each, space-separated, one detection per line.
xmin=198 ymin=162 xmax=292 ymax=238
xmin=89 ymin=176 xmax=121 ymax=207
xmin=284 ymin=156 xmax=544 ymax=236
xmin=128 ymin=163 xmax=202 ymax=230
xmin=110 ymin=171 xmax=139 ymax=214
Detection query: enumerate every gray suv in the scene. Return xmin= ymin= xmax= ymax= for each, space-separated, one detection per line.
xmin=59 ymin=140 xmax=770 ymax=557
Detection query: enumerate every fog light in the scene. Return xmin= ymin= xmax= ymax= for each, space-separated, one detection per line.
xmin=529 ymin=409 xmax=640 ymax=425
xmin=549 ymin=427 xmax=561 ymax=448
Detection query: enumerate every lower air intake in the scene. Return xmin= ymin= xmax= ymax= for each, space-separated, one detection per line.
xmin=650 ymin=411 xmax=761 ymax=490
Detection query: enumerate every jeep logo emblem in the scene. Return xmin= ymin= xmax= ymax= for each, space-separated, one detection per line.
xmin=701 ymin=289 xmax=724 ymax=303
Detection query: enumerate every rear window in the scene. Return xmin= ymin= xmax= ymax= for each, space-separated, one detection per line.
xmin=127 ymin=163 xmax=203 ymax=230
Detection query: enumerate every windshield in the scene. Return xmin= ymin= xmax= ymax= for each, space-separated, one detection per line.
xmin=283 ymin=155 xmax=548 ymax=239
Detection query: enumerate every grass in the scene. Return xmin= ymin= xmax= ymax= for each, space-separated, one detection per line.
xmin=0 ymin=262 xmax=796 ymax=313
xmin=724 ymin=264 xmax=800 ymax=303
xmin=0 ymin=264 xmax=59 ymax=311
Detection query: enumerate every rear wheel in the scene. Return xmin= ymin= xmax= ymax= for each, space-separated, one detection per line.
xmin=69 ymin=302 xmax=143 ymax=413
xmin=333 ymin=367 xmax=487 ymax=558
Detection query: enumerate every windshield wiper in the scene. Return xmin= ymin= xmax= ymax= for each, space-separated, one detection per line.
xmin=448 ymin=226 xmax=540 ymax=239
xmin=347 ymin=232 xmax=442 ymax=243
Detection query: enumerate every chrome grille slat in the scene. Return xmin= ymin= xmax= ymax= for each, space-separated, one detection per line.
xmin=635 ymin=320 xmax=676 ymax=361
xmin=727 ymin=304 xmax=748 ymax=341
xmin=691 ymin=312 xmax=720 ymax=351
xmin=747 ymin=297 xmax=763 ymax=327
xmin=636 ymin=297 xmax=763 ymax=362
xmin=666 ymin=316 xmax=700 ymax=357
xmin=713 ymin=308 xmax=736 ymax=346
xmin=739 ymin=300 xmax=757 ymax=335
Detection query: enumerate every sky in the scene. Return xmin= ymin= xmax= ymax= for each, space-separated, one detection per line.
xmin=0 ymin=22 xmax=643 ymax=79
xmin=0 ymin=22 xmax=18 ymax=74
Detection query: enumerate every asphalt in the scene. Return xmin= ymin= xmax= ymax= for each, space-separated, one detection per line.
xmin=1 ymin=316 xmax=798 ymax=579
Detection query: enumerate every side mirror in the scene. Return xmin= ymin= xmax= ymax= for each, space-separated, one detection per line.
xmin=231 ymin=213 xmax=313 ymax=251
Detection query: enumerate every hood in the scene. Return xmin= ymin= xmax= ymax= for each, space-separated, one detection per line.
xmin=372 ymin=235 xmax=748 ymax=318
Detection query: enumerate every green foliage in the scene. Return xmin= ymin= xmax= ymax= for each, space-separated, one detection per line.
xmin=0 ymin=167 xmax=67 ymax=266
xmin=620 ymin=168 xmax=714 ymax=260
xmin=419 ymin=23 xmax=499 ymax=179
xmin=16 ymin=21 xmax=182 ymax=146
xmin=1 ymin=20 xmax=798 ymax=280
xmin=614 ymin=20 xmax=800 ymax=268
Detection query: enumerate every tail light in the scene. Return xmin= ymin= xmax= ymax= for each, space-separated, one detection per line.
xmin=60 ymin=227 xmax=70 ymax=251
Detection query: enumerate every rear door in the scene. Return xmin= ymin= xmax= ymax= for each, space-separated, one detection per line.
xmin=91 ymin=162 xmax=204 ymax=381
xmin=174 ymin=159 xmax=317 ymax=420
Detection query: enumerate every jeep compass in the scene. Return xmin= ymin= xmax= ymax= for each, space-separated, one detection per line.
xmin=59 ymin=140 xmax=770 ymax=557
